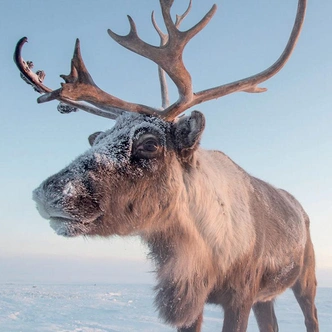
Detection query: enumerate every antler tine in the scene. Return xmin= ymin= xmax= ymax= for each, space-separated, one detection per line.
xmin=108 ymin=1 xmax=216 ymax=117
xmin=14 ymin=37 xmax=52 ymax=94
xmin=151 ymin=11 xmax=167 ymax=44
xmin=151 ymin=0 xmax=193 ymax=41
xmin=162 ymin=0 xmax=307 ymax=121
xmin=151 ymin=11 xmax=169 ymax=109
xmin=175 ymin=0 xmax=192 ymax=28
xmin=37 ymin=39 xmax=159 ymax=118
xmin=14 ymin=37 xmax=120 ymax=119
xmin=159 ymin=1 xmax=217 ymax=47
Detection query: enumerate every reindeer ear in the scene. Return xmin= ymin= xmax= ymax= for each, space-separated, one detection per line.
xmin=173 ymin=111 xmax=205 ymax=160
xmin=88 ymin=131 xmax=103 ymax=146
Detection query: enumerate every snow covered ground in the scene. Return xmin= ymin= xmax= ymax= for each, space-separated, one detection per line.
xmin=0 ymin=283 xmax=331 ymax=331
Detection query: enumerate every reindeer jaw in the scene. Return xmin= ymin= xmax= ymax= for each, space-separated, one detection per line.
xmin=49 ymin=215 xmax=102 ymax=237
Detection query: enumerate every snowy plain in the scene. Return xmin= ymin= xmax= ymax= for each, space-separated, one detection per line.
xmin=0 ymin=283 xmax=331 ymax=332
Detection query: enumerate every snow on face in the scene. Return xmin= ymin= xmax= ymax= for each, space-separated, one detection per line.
xmin=33 ymin=112 xmax=171 ymax=237
xmin=89 ymin=112 xmax=170 ymax=168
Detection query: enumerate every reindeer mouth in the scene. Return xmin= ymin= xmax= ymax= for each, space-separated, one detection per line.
xmin=33 ymin=185 xmax=103 ymax=237
xmin=49 ymin=215 xmax=102 ymax=237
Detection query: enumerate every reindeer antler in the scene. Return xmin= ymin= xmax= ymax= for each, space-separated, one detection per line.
xmin=36 ymin=39 xmax=158 ymax=117
xmin=151 ymin=0 xmax=193 ymax=109
xmin=108 ymin=1 xmax=216 ymax=115
xmin=14 ymin=37 xmax=120 ymax=119
xmin=158 ymin=0 xmax=307 ymax=120
xmin=14 ymin=0 xmax=307 ymax=122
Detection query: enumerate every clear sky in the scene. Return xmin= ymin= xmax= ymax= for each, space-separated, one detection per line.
xmin=1 ymin=0 xmax=331 ymax=286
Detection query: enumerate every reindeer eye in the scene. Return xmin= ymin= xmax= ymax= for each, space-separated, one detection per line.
xmin=133 ymin=134 xmax=161 ymax=159
xmin=142 ymin=139 xmax=158 ymax=152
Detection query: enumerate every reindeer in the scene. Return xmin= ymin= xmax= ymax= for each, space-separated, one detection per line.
xmin=14 ymin=0 xmax=319 ymax=331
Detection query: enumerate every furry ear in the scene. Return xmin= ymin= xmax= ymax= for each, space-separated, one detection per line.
xmin=88 ymin=131 xmax=103 ymax=146
xmin=173 ymin=111 xmax=205 ymax=162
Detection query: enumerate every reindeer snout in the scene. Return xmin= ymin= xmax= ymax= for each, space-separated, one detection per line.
xmin=33 ymin=186 xmax=53 ymax=220
xmin=33 ymin=168 xmax=102 ymax=223
xmin=33 ymin=168 xmax=104 ymax=237
xmin=32 ymin=175 xmax=78 ymax=220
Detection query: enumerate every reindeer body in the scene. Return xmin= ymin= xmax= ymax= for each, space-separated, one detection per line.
xmin=32 ymin=112 xmax=318 ymax=331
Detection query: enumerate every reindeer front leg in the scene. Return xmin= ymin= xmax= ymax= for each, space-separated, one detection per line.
xmin=222 ymin=301 xmax=252 ymax=332
xmin=177 ymin=312 xmax=203 ymax=332
xmin=253 ymin=301 xmax=279 ymax=332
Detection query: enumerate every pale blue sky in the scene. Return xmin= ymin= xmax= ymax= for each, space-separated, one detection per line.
xmin=0 ymin=0 xmax=331 ymax=285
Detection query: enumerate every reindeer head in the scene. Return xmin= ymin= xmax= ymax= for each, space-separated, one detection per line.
xmin=32 ymin=111 xmax=204 ymax=237
xmin=14 ymin=0 xmax=306 ymax=237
